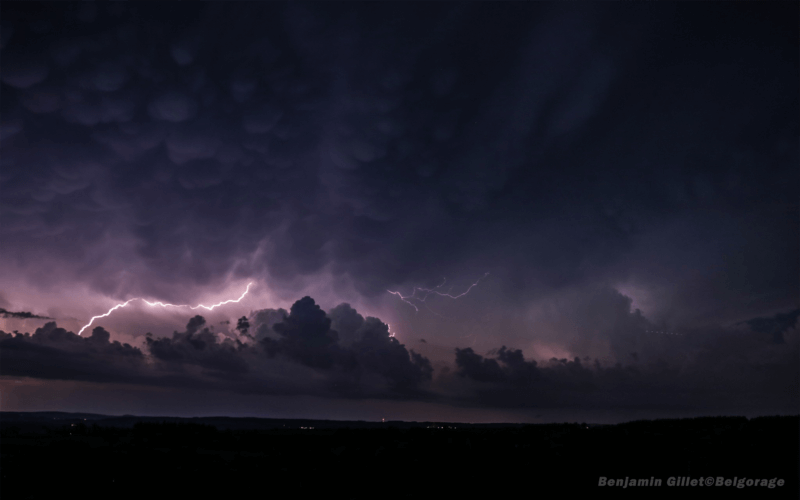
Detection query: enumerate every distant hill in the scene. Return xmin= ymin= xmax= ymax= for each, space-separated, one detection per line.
xmin=2 ymin=412 xmax=796 ymax=498
xmin=0 ymin=410 xmax=547 ymax=431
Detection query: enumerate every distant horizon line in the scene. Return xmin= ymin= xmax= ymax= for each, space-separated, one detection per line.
xmin=2 ymin=409 xmax=797 ymax=427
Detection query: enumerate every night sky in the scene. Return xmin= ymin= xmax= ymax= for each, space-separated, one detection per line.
xmin=1 ymin=2 xmax=797 ymax=423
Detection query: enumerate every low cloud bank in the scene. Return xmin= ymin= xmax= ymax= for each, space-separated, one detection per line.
xmin=1 ymin=298 xmax=797 ymax=412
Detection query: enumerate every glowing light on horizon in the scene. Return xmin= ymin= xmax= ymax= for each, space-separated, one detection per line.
xmin=78 ymin=282 xmax=254 ymax=335
xmin=388 ymin=273 xmax=489 ymax=313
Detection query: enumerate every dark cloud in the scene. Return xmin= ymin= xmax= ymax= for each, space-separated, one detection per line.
xmin=446 ymin=308 xmax=799 ymax=411
xmin=738 ymin=309 xmax=800 ymax=344
xmin=262 ymin=296 xmax=341 ymax=370
xmin=0 ymin=3 xmax=796 ymax=419
xmin=349 ymin=316 xmax=433 ymax=391
xmin=249 ymin=307 xmax=289 ymax=342
xmin=0 ymin=2 xmax=793 ymax=315
xmin=262 ymin=297 xmax=433 ymax=394
xmin=146 ymin=315 xmax=250 ymax=377
xmin=454 ymin=348 xmax=507 ymax=384
xmin=0 ymin=322 xmax=146 ymax=384
xmin=328 ymin=302 xmax=367 ymax=346
xmin=0 ymin=308 xmax=51 ymax=320
xmin=0 ymin=299 xmax=796 ymax=412
xmin=234 ymin=316 xmax=250 ymax=337
xmin=1 ymin=297 xmax=434 ymax=398
xmin=0 ymin=52 xmax=48 ymax=89
xmin=147 ymin=91 xmax=198 ymax=123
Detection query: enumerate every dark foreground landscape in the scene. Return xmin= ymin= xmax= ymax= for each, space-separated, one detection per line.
xmin=1 ymin=412 xmax=797 ymax=499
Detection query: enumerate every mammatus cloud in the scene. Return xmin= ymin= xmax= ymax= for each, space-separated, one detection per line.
xmin=0 ymin=2 xmax=794 ymax=328
xmin=0 ymin=3 xmax=796 ymax=423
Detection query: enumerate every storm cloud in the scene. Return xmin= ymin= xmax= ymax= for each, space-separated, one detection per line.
xmin=0 ymin=3 xmax=794 ymax=319
xmin=1 ymin=297 xmax=434 ymax=399
xmin=0 ymin=308 xmax=51 ymax=320
xmin=443 ymin=309 xmax=799 ymax=411
xmin=0 ymin=2 xmax=796 ymax=420
xmin=1 ymin=298 xmax=796 ymax=412
xmin=0 ymin=323 xmax=146 ymax=384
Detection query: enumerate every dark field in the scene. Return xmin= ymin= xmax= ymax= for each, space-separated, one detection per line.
xmin=1 ymin=412 xmax=797 ymax=499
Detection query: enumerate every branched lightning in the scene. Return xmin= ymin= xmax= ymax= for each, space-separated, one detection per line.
xmin=388 ymin=273 xmax=489 ymax=313
xmin=78 ymin=282 xmax=254 ymax=335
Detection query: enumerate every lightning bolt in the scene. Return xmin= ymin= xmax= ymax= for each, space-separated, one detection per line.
xmin=77 ymin=299 xmax=138 ymax=335
xmin=645 ymin=329 xmax=683 ymax=336
xmin=142 ymin=282 xmax=254 ymax=311
xmin=388 ymin=273 xmax=489 ymax=313
xmin=78 ymin=282 xmax=254 ymax=335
